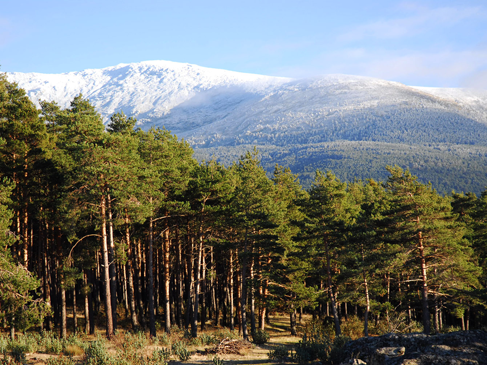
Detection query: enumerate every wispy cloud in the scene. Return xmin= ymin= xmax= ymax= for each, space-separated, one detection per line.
xmin=329 ymin=48 xmax=487 ymax=87
xmin=339 ymin=5 xmax=483 ymax=42
xmin=272 ymin=47 xmax=487 ymax=88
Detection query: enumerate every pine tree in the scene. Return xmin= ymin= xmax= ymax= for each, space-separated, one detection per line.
xmin=382 ymin=166 xmax=480 ymax=334
xmin=0 ymin=178 xmax=50 ymax=337
xmin=295 ymin=170 xmax=355 ymax=336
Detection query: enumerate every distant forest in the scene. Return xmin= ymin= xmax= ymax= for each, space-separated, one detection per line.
xmin=1 ymin=74 xmax=487 ymax=341
xmin=195 ymin=141 xmax=487 ymax=195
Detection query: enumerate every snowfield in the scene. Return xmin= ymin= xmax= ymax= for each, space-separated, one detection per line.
xmin=7 ymin=60 xmax=487 ymax=147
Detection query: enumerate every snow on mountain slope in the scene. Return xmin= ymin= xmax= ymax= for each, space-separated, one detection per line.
xmin=7 ymin=60 xmax=289 ymax=124
xmin=165 ymin=74 xmax=487 ymax=146
xmin=7 ymin=61 xmax=487 ymax=148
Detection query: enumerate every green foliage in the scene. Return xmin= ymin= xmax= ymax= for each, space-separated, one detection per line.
xmin=40 ymin=332 xmax=64 ymax=355
xmin=291 ymin=322 xmax=351 ymax=365
xmin=171 ymin=341 xmax=190 ymax=362
xmin=0 ymin=180 xmax=50 ymax=331
xmin=268 ymin=345 xmax=289 ymax=362
xmin=85 ymin=341 xmax=112 ymax=365
xmin=197 ymin=334 xmax=219 ymax=346
xmin=153 ymin=333 xmax=171 ymax=347
xmin=7 ymin=343 xmax=27 ymax=364
xmin=293 ymin=325 xmax=332 ymax=364
xmin=150 ymin=348 xmax=170 ymax=364
xmin=251 ymin=330 xmax=270 ymax=344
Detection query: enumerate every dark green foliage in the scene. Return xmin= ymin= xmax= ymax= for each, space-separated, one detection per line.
xmin=268 ymin=345 xmax=289 ymax=362
xmin=293 ymin=325 xmax=332 ymax=364
xmin=251 ymin=330 xmax=270 ymax=344
xmin=1 ymin=77 xmax=487 ymax=347
xmin=194 ymin=141 xmax=487 ymax=195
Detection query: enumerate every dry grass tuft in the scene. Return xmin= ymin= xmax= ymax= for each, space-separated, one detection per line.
xmin=63 ymin=344 xmax=84 ymax=357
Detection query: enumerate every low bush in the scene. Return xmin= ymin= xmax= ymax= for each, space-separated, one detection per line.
xmin=268 ymin=345 xmax=289 ymax=362
xmin=150 ymin=348 xmax=171 ymax=364
xmin=172 ymin=341 xmax=190 ymax=362
xmin=251 ymin=330 xmax=270 ymax=344
xmin=85 ymin=340 xmax=112 ymax=365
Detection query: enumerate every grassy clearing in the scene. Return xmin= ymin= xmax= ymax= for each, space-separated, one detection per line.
xmin=0 ymin=313 xmax=303 ymax=365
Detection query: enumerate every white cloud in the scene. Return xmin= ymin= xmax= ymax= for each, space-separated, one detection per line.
xmin=330 ymin=48 xmax=487 ymax=87
xmin=339 ymin=5 xmax=483 ymax=42
xmin=461 ymin=69 xmax=487 ymax=90
xmin=272 ymin=47 xmax=487 ymax=87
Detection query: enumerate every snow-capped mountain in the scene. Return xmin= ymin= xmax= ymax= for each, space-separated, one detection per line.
xmin=7 ymin=60 xmax=288 ymax=128
xmin=7 ymin=60 xmax=487 ymax=193
xmin=7 ymin=61 xmax=487 ymax=148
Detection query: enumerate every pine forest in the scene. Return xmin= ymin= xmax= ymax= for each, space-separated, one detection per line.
xmin=1 ymin=73 xmax=487 ymax=357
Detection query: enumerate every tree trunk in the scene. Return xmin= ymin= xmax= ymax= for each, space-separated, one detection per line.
xmin=250 ymin=252 xmax=256 ymax=335
xmin=324 ymin=234 xmax=341 ymax=336
xmin=361 ymin=246 xmax=370 ymax=337
xmin=61 ymin=286 xmax=67 ymax=339
xmin=164 ymin=224 xmax=171 ymax=333
xmin=84 ymin=272 xmax=90 ymax=334
xmin=192 ymin=229 xmax=204 ymax=338
xmin=73 ymin=287 xmax=77 ymax=334
xmin=125 ymin=214 xmax=139 ymax=330
xmin=101 ymin=193 xmax=114 ymax=338
xmin=229 ymin=249 xmax=235 ymax=331
xmin=290 ymin=305 xmax=297 ymax=336
xmin=417 ymin=229 xmax=431 ymax=335
xmin=176 ymin=228 xmax=183 ymax=328
xmin=240 ymin=231 xmax=249 ymax=340
xmin=107 ymin=193 xmax=118 ymax=331
xmin=201 ymin=245 xmax=207 ymax=331
xmin=148 ymin=216 xmax=156 ymax=337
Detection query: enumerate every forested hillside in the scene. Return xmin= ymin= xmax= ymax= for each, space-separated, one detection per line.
xmin=195 ymin=141 xmax=487 ymax=194
xmin=1 ymin=75 xmax=486 ymax=342
xmin=10 ymin=62 xmax=487 ymax=195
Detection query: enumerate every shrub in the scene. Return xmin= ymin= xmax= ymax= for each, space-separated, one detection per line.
xmin=65 ymin=333 xmax=88 ymax=351
xmin=251 ymin=330 xmax=270 ymax=344
xmin=12 ymin=333 xmax=39 ymax=354
xmin=293 ymin=323 xmax=332 ymax=364
xmin=214 ymin=329 xmax=239 ymax=341
xmin=40 ymin=332 xmax=64 ymax=355
xmin=154 ymin=333 xmax=171 ymax=347
xmin=268 ymin=345 xmax=289 ymax=362
xmin=329 ymin=335 xmax=351 ymax=364
xmin=85 ymin=341 xmax=112 ymax=365
xmin=8 ymin=344 xmax=27 ymax=364
xmin=340 ymin=316 xmax=364 ymax=340
xmin=150 ymin=348 xmax=171 ymax=364
xmin=172 ymin=341 xmax=190 ymax=362
xmin=0 ymin=335 xmax=8 ymax=354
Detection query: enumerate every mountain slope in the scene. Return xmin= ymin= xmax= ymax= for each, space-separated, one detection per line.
xmin=7 ymin=61 xmax=487 ymax=193
xmin=8 ymin=60 xmax=289 ymax=126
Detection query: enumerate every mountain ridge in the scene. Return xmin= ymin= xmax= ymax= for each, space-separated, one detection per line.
xmin=6 ymin=60 xmax=487 ymax=193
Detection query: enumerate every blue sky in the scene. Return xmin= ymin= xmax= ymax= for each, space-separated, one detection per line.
xmin=1 ymin=0 xmax=486 ymax=87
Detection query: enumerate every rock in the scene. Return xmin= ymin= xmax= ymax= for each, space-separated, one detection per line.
xmin=376 ymin=347 xmax=406 ymax=356
xmin=336 ymin=330 xmax=487 ymax=365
